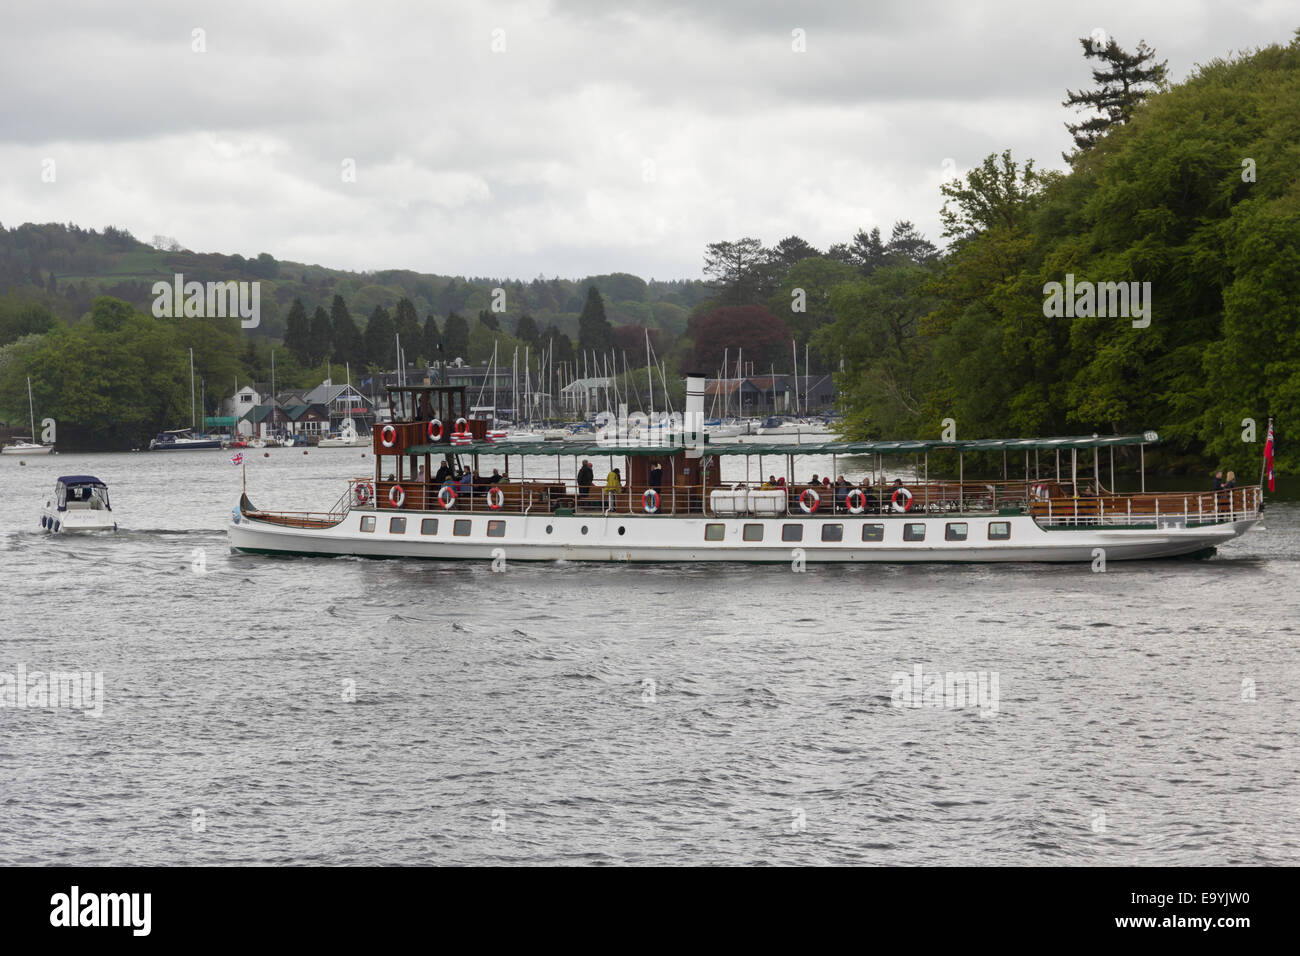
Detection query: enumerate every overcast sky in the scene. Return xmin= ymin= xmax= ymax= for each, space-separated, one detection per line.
xmin=2 ymin=1 xmax=1294 ymax=282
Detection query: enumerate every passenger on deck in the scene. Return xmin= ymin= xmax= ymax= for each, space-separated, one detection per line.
xmin=416 ymin=464 xmax=426 ymax=483
xmin=434 ymin=461 xmax=451 ymax=484
xmin=648 ymin=461 xmax=663 ymax=489
xmin=605 ymin=468 xmax=622 ymax=493
xmin=776 ymin=476 xmax=786 ymax=487
xmin=762 ymin=475 xmax=776 ymax=490
xmin=810 ymin=473 xmax=820 ymax=487
xmin=1212 ymin=470 xmax=1224 ymax=491
xmin=577 ymin=460 xmax=594 ymax=498
xmin=834 ymin=476 xmax=849 ymax=512
xmin=488 ymin=468 xmax=503 ymax=484
xmin=456 ymin=469 xmax=473 ymax=497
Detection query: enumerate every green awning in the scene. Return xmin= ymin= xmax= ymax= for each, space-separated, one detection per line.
xmin=400 ymin=433 xmax=1158 ymax=459
xmin=205 ymin=416 xmax=238 ymax=427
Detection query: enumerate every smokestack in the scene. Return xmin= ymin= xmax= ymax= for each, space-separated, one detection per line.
xmin=684 ymin=373 xmax=705 ymax=458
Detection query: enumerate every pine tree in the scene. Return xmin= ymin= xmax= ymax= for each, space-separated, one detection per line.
xmin=442 ymin=312 xmax=470 ymax=363
xmin=1063 ymin=37 xmax=1167 ymax=159
xmin=478 ymin=309 xmax=499 ymax=332
xmin=363 ymin=305 xmax=396 ymax=369
xmin=393 ymin=298 xmax=422 ymax=359
xmin=577 ymin=286 xmax=613 ymax=353
xmin=309 ymin=306 xmax=332 ymax=366
xmin=284 ymin=298 xmax=310 ymax=364
xmin=515 ymin=313 xmax=539 ymax=348
xmin=330 ymin=295 xmax=361 ymax=364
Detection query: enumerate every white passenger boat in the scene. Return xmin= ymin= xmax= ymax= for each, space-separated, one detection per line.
xmin=41 ymin=475 xmax=116 ymax=533
xmin=229 ymin=377 xmax=1263 ymax=564
xmin=2 ymin=438 xmax=53 ymax=456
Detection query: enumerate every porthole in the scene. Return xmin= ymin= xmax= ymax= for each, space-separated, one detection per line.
xmin=546 ymin=524 xmax=553 ymax=534
xmin=581 ymin=525 xmax=588 ymax=535
xmin=618 ymin=526 xmax=626 ymax=535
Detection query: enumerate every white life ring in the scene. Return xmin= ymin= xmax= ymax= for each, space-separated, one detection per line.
xmin=890 ymin=487 xmax=912 ymax=512
xmin=846 ymin=488 xmax=866 ymax=514
xmin=355 ymin=482 xmax=374 ymax=505
xmin=798 ymin=487 xmax=821 ymax=514
xmin=388 ymin=484 xmax=405 ymax=508
xmin=438 ymin=485 xmax=457 ymax=510
xmin=486 ymin=487 xmax=504 ymax=510
xmin=643 ymin=488 xmax=660 ymax=514
xmin=380 ymin=424 xmax=397 ymax=448
xmin=428 ymin=419 xmax=443 ymax=442
xmin=1031 ymin=483 xmax=1050 ymax=501
xmin=453 ymin=417 xmax=469 ymax=435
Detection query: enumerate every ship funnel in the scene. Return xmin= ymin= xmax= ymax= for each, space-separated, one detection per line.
xmin=684 ymin=373 xmax=705 ymax=458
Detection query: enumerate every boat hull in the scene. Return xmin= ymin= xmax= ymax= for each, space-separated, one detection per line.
xmin=2 ymin=444 xmax=53 ymax=455
xmin=228 ymin=506 xmax=1258 ymax=563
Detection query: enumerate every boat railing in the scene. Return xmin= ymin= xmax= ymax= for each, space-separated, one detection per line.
xmin=1031 ymin=485 xmax=1262 ymax=527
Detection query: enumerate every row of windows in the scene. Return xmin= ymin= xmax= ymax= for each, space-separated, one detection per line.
xmin=708 ymin=521 xmax=1012 ymax=543
xmin=358 ymin=515 xmax=1012 ymax=543
xmin=360 ymin=515 xmax=506 ymax=537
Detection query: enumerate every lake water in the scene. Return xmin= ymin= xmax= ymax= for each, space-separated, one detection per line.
xmin=1 ymin=448 xmax=1296 ymax=864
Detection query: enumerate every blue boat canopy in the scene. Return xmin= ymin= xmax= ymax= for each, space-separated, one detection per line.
xmin=56 ymin=475 xmax=107 ymax=486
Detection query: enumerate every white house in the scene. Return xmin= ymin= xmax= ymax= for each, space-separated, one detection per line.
xmin=223 ymin=385 xmax=261 ymax=437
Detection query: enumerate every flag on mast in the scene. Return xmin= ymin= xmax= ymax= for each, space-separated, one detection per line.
xmin=230 ymin=452 xmax=244 ymax=466
xmin=1263 ymin=420 xmax=1275 ymax=491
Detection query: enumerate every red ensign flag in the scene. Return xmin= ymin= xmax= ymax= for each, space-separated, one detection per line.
xmin=1263 ymin=421 xmax=1275 ymax=492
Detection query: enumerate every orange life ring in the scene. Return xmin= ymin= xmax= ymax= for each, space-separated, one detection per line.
xmin=438 ymin=485 xmax=457 ymax=510
xmin=486 ymin=487 xmax=504 ymax=510
xmin=643 ymin=488 xmax=660 ymax=514
xmin=428 ymin=419 xmax=443 ymax=442
xmin=380 ymin=424 xmax=397 ymax=448
xmin=798 ymin=487 xmax=820 ymax=514
xmin=388 ymin=484 xmax=405 ymax=508
xmin=891 ymin=487 xmax=912 ymax=512
xmin=846 ymin=488 xmax=866 ymax=514
xmin=355 ymin=482 xmax=374 ymax=505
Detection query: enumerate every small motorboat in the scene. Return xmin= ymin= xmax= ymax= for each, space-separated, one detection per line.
xmin=41 ymin=475 xmax=116 ymax=533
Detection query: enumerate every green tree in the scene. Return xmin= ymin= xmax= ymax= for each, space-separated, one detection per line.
xmin=423 ymin=312 xmax=442 ymax=365
xmin=363 ymin=305 xmax=395 ymax=369
xmin=394 ymin=297 xmax=422 ymax=359
xmin=330 ymin=295 xmax=361 ymax=364
xmin=284 ymin=298 xmax=310 ymax=364
xmin=515 ymin=313 xmax=540 ymax=348
xmin=309 ymin=305 xmax=332 ymax=366
xmin=442 ymin=312 xmax=470 ymax=362
xmin=577 ymin=286 xmax=613 ymax=354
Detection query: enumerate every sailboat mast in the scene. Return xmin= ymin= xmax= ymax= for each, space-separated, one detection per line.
xmin=27 ymin=376 xmax=36 ymax=438
xmin=792 ymin=339 xmax=799 ymax=417
xmin=189 ymin=348 xmax=195 ymax=430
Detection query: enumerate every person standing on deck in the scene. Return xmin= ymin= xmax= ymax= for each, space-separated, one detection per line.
xmin=1212 ymin=470 xmax=1224 ymax=491
xmin=605 ymin=467 xmax=622 ymax=493
xmin=577 ymin=460 xmax=594 ymax=498
xmin=648 ymin=461 xmax=663 ymax=490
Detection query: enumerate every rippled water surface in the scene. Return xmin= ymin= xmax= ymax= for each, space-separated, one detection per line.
xmin=2 ymin=449 xmax=1296 ymax=865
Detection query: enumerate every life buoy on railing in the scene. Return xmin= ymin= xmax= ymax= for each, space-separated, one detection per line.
xmin=891 ymin=487 xmax=913 ymax=513
xmin=799 ymin=487 xmax=821 ymax=514
xmin=355 ymin=482 xmax=374 ymax=505
xmin=388 ymin=484 xmax=405 ymax=508
xmin=438 ymin=485 xmax=457 ymax=510
xmin=846 ymin=488 xmax=866 ymax=514
xmin=428 ymin=419 xmax=443 ymax=442
xmin=486 ymin=487 xmax=504 ymax=510
xmin=1031 ymin=483 xmax=1049 ymax=501
xmin=453 ymin=417 xmax=469 ymax=435
xmin=643 ymin=488 xmax=660 ymax=514
xmin=380 ymin=424 xmax=397 ymax=448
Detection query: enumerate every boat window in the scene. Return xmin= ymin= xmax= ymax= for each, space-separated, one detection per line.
xmin=487 ymin=520 xmax=505 ymax=537
xmin=862 ymin=523 xmax=884 ymax=542
xmin=782 ymin=524 xmax=803 ymax=542
xmin=420 ymin=518 xmax=438 ymax=535
xmin=704 ymin=523 xmax=725 ymax=541
xmin=821 ymin=524 xmax=843 ymax=542
xmin=454 ymin=519 xmax=471 ymax=536
xmin=988 ymin=521 xmax=1011 ymax=540
xmin=360 ymin=516 xmax=376 ymax=533
xmin=904 ymin=523 xmax=926 ymax=541
xmin=743 ymin=524 xmax=763 ymax=542
xmin=945 ymin=522 xmax=968 ymax=541
xmin=389 ymin=517 xmax=406 ymax=534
